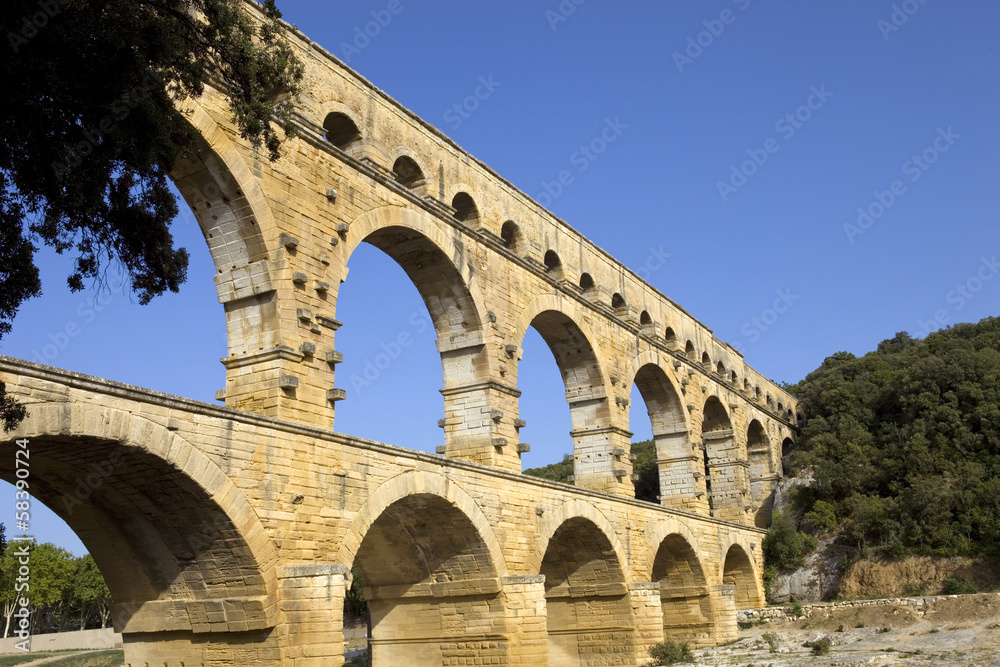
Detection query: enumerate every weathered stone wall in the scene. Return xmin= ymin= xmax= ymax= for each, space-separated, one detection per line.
xmin=2 ymin=358 xmax=766 ymax=665
xmin=170 ymin=0 xmax=798 ymax=522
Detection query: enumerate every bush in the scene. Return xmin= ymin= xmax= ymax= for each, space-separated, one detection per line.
xmin=809 ymin=636 xmax=832 ymax=655
xmin=804 ymin=500 xmax=838 ymax=533
xmin=647 ymin=640 xmax=692 ymax=665
xmin=791 ymin=600 xmax=804 ymax=618
xmin=762 ymin=632 xmax=780 ymax=651
xmin=941 ymin=575 xmax=980 ymax=595
xmin=763 ymin=511 xmax=818 ymax=571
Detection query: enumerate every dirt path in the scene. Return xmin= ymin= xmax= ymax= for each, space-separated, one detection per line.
xmin=15 ymin=651 xmax=91 ymax=667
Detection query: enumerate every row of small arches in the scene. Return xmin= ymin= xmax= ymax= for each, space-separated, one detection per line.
xmin=324 ymin=112 xmax=798 ymax=424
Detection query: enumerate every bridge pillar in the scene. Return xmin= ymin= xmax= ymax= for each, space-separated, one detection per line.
xmin=655 ymin=429 xmax=709 ymax=513
xmin=501 ymin=575 xmax=550 ymax=665
xmin=276 ymin=564 xmax=348 ymax=666
xmin=709 ymin=583 xmax=739 ymax=644
xmin=659 ymin=583 xmax=716 ymax=647
xmin=629 ymin=583 xmax=664 ymax=662
xmin=707 ymin=459 xmax=752 ymax=524
xmin=703 ymin=429 xmax=753 ymax=523
xmin=571 ymin=426 xmax=634 ymax=496
xmin=439 ymin=381 xmax=523 ymax=471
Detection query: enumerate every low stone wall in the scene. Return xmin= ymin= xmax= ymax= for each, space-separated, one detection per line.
xmin=0 ymin=627 xmax=121 ymax=654
xmin=738 ymin=593 xmax=1000 ymax=624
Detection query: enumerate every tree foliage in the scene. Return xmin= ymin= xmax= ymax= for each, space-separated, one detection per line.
xmin=787 ymin=318 xmax=1000 ymax=559
xmin=0 ymin=0 xmax=303 ymax=430
xmin=523 ymin=439 xmax=661 ymax=503
xmin=0 ymin=541 xmax=112 ymax=635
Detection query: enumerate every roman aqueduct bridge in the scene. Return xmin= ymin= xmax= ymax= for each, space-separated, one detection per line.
xmin=0 ymin=4 xmax=798 ymax=664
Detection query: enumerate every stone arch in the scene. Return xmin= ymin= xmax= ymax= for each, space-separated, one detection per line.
xmin=535 ymin=501 xmax=633 ymax=666
xmin=170 ymin=98 xmax=279 ymax=363
xmin=4 ymin=403 xmax=279 ymax=641
xmin=336 ymin=469 xmax=506 ymax=577
xmin=337 ymin=470 xmax=508 ymax=665
xmin=701 ymin=396 xmax=743 ymax=521
xmin=390 ymin=152 xmax=427 ymax=192
xmin=647 ymin=522 xmax=714 ymax=646
xmin=722 ymin=542 xmax=763 ymax=609
xmin=338 ymin=205 xmax=499 ymax=464
xmin=451 ymin=191 xmax=480 ymax=224
xmin=501 ymin=220 xmax=521 ymax=249
xmin=513 ymin=295 xmax=614 ymax=489
xmin=544 ymin=249 xmax=562 ymax=271
xmin=625 ymin=353 xmax=700 ymax=511
xmin=747 ymin=419 xmax=775 ymax=528
xmin=532 ymin=499 xmax=629 ymax=578
xmin=323 ymin=110 xmax=363 ymax=151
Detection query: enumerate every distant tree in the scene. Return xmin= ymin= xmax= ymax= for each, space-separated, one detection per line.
xmin=630 ymin=439 xmax=660 ymax=503
xmin=0 ymin=0 xmax=303 ymax=430
xmin=72 ymin=555 xmax=112 ymax=630
xmin=523 ymin=454 xmax=574 ymax=483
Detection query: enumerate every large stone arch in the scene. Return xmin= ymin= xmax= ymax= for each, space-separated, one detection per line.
xmin=746 ymin=419 xmax=776 ymax=528
xmin=336 ymin=469 xmax=506 ymax=577
xmin=646 ymin=521 xmax=715 ymax=647
xmin=513 ymin=294 xmax=620 ymax=492
xmin=336 ymin=205 xmax=506 ymax=467
xmin=625 ymin=352 xmax=701 ymax=511
xmin=3 ymin=401 xmax=279 ymax=660
xmin=700 ymin=395 xmax=747 ymax=522
xmin=336 ymin=470 xmax=508 ymax=665
xmin=535 ymin=500 xmax=634 ymax=666
xmin=722 ymin=540 xmax=764 ymax=610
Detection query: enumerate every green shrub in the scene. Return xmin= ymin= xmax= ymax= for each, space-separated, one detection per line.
xmin=791 ymin=600 xmax=804 ymax=618
xmin=902 ymin=582 xmax=927 ymax=597
xmin=762 ymin=632 xmax=779 ymax=651
xmin=647 ymin=640 xmax=693 ymax=665
xmin=763 ymin=511 xmax=818 ymax=572
xmin=809 ymin=637 xmax=831 ymax=655
xmin=737 ymin=620 xmax=753 ymax=630
xmin=941 ymin=575 xmax=979 ymax=595
xmin=804 ymin=500 xmax=838 ymax=533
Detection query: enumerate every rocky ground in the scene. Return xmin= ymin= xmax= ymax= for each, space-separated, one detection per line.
xmin=680 ymin=593 xmax=1000 ymax=666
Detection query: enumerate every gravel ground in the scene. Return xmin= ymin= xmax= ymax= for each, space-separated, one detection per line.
xmin=674 ymin=595 xmax=1000 ymax=666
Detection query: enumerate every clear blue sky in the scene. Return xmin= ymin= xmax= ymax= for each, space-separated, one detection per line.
xmin=3 ymin=0 xmax=999 ymax=555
